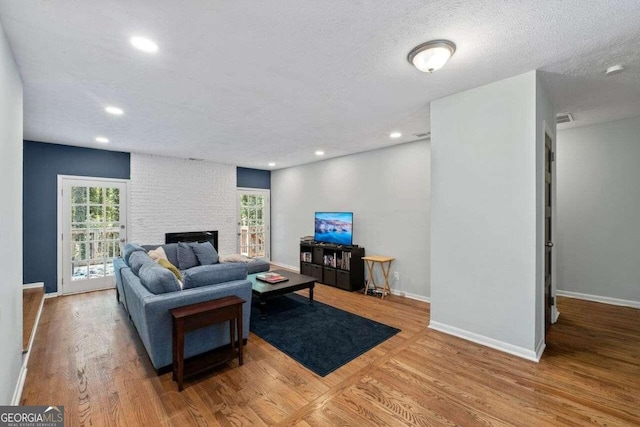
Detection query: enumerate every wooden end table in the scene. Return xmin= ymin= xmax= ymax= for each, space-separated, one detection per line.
xmin=362 ymin=255 xmax=395 ymax=299
xmin=170 ymin=295 xmax=245 ymax=391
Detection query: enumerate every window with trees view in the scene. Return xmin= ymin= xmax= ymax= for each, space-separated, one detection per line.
xmin=70 ymin=186 xmax=121 ymax=281
xmin=238 ymin=193 xmax=268 ymax=258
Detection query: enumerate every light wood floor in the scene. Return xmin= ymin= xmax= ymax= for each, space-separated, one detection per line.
xmin=23 ymin=286 xmax=44 ymax=352
xmin=21 ymin=285 xmax=640 ymax=426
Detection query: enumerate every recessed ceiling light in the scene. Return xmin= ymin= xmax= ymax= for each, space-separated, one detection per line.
xmin=408 ymin=40 xmax=456 ymax=73
xmin=95 ymin=137 xmax=109 ymax=143
xmin=268 ymin=162 xmax=276 ymax=167
xmin=315 ymin=150 xmax=325 ymax=156
xmin=105 ymin=106 xmax=124 ymax=115
xmin=130 ymin=36 xmax=158 ymax=53
xmin=390 ymin=132 xmax=402 ymax=138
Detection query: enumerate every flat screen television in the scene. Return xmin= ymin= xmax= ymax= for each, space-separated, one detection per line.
xmin=314 ymin=212 xmax=353 ymax=246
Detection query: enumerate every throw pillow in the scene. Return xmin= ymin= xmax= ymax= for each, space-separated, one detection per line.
xmin=129 ymin=251 xmax=154 ymax=275
xmin=177 ymin=242 xmax=199 ymax=270
xmin=122 ymin=243 xmax=146 ymax=265
xmin=190 ymin=241 xmax=218 ymax=265
xmin=138 ymin=263 xmax=181 ymax=294
xmin=157 ymin=258 xmax=182 ymax=282
xmin=148 ymin=246 xmax=168 ymax=262
xmin=219 ymin=253 xmax=251 ymax=263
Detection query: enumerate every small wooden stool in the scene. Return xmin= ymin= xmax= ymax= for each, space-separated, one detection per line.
xmin=362 ymin=256 xmax=395 ymax=299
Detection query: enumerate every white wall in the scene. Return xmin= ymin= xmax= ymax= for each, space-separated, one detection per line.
xmin=0 ymin=20 xmax=24 ymax=404
xmin=430 ymin=71 xmax=543 ymax=360
xmin=130 ymin=154 xmax=237 ymax=254
xmin=556 ymin=116 xmax=640 ymax=306
xmin=271 ymin=140 xmax=431 ymax=299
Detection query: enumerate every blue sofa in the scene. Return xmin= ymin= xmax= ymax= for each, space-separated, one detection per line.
xmin=114 ymin=242 xmax=263 ymax=370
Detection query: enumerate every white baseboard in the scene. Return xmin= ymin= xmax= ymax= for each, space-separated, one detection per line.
xmin=269 ymin=261 xmax=300 ymax=272
xmin=535 ymin=339 xmax=546 ymax=360
xmin=428 ymin=320 xmax=541 ymax=362
xmin=23 ymin=282 xmax=44 ymax=289
xmin=390 ymin=289 xmax=431 ymax=303
xmin=11 ymin=365 xmax=27 ymax=405
xmin=552 ymin=306 xmax=560 ymax=323
xmin=556 ymin=290 xmax=640 ymax=309
xmin=44 ymin=292 xmax=59 ymax=299
xmin=25 ymin=291 xmax=46 ymax=356
xmin=14 ymin=282 xmax=47 ymax=404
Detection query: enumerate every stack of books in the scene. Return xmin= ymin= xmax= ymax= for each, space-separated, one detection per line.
xmin=256 ymin=272 xmax=289 ymax=284
xmin=340 ymin=251 xmax=352 ymax=270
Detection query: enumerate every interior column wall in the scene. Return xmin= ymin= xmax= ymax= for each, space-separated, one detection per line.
xmin=430 ymin=71 xmax=543 ymax=360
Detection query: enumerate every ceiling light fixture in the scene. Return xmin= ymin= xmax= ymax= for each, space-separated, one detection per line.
xmin=390 ymin=132 xmax=402 ymax=138
xmin=268 ymin=162 xmax=276 ymax=167
xmin=408 ymin=40 xmax=456 ymax=73
xmin=105 ymin=106 xmax=124 ymax=115
xmin=130 ymin=36 xmax=159 ymax=53
xmin=315 ymin=150 xmax=325 ymax=156
xmin=605 ymin=64 xmax=624 ymax=76
xmin=95 ymin=137 xmax=109 ymax=143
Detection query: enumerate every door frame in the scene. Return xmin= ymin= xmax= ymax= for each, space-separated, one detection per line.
xmin=236 ymin=187 xmax=271 ymax=260
xmin=57 ymin=175 xmax=130 ymax=296
xmin=542 ymin=120 xmax=558 ymax=327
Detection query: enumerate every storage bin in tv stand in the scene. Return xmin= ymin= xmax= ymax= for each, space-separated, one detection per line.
xmin=299 ymin=242 xmax=365 ymax=291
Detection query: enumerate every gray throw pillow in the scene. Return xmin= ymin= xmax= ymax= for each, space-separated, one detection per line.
xmin=190 ymin=241 xmax=218 ymax=265
xmin=123 ymin=243 xmax=146 ymax=265
xmin=138 ymin=263 xmax=181 ymax=294
xmin=129 ymin=251 xmax=154 ymax=275
xmin=177 ymin=242 xmax=199 ymax=270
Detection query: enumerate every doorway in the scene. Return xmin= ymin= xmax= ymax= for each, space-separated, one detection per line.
xmin=545 ymin=132 xmax=555 ymax=332
xmin=58 ymin=176 xmax=128 ymax=295
xmin=236 ymin=188 xmax=270 ymax=260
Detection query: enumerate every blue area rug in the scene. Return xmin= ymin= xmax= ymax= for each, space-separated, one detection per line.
xmin=250 ymin=293 xmax=400 ymax=376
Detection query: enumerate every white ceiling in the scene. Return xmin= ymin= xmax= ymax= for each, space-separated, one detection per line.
xmin=1 ymin=1 xmax=639 ymax=169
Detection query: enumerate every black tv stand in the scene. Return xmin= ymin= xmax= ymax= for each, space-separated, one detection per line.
xmin=299 ymin=242 xmax=365 ymax=291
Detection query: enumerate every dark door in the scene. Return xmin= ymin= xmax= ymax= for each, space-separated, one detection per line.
xmin=545 ymin=133 xmax=554 ymax=332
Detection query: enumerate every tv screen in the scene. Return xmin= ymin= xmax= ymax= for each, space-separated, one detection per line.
xmin=314 ymin=212 xmax=353 ymax=246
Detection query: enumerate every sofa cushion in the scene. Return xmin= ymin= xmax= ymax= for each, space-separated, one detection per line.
xmin=138 ymin=263 xmax=181 ymax=294
xmin=219 ymin=253 xmax=250 ymax=263
xmin=157 ymin=258 xmax=183 ymax=282
xmin=247 ymin=259 xmax=271 ymax=274
xmin=129 ymin=251 xmax=154 ymax=275
xmin=177 ymin=242 xmax=199 ymax=270
xmin=190 ymin=241 xmax=218 ymax=265
xmin=123 ymin=243 xmax=146 ymax=266
xmin=182 ymin=263 xmax=248 ymax=290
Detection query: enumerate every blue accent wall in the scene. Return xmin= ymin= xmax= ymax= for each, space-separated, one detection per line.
xmin=23 ymin=141 xmax=130 ymax=293
xmin=237 ymin=167 xmax=271 ymax=189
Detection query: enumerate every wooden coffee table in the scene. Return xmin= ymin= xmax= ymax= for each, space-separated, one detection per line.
xmin=249 ymin=269 xmax=316 ymax=319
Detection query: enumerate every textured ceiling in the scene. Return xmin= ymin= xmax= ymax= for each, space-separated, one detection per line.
xmin=1 ymin=1 xmax=639 ymax=169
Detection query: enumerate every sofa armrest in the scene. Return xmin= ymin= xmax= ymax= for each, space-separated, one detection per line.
xmin=113 ymin=258 xmax=129 ymax=311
